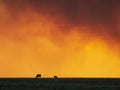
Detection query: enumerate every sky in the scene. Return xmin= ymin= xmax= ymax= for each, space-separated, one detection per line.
xmin=0 ymin=0 xmax=120 ymax=78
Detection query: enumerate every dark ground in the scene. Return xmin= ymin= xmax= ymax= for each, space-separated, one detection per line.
xmin=0 ymin=78 xmax=120 ymax=90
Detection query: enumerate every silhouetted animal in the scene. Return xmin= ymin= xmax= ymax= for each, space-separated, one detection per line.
xmin=54 ymin=76 xmax=58 ymax=78
xmin=36 ymin=74 xmax=41 ymax=78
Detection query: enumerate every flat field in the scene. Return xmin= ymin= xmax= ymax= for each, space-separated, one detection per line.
xmin=0 ymin=78 xmax=120 ymax=90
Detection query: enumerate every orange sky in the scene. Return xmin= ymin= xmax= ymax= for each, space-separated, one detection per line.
xmin=0 ymin=0 xmax=120 ymax=78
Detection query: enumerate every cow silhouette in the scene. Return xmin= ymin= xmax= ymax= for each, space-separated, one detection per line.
xmin=54 ymin=76 xmax=58 ymax=78
xmin=36 ymin=74 xmax=41 ymax=78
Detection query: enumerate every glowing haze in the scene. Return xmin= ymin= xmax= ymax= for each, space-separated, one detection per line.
xmin=0 ymin=0 xmax=120 ymax=77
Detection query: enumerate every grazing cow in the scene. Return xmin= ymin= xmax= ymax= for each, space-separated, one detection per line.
xmin=36 ymin=74 xmax=41 ymax=78
xmin=54 ymin=76 xmax=58 ymax=78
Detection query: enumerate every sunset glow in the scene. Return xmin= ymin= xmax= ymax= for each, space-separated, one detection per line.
xmin=0 ymin=0 xmax=120 ymax=78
